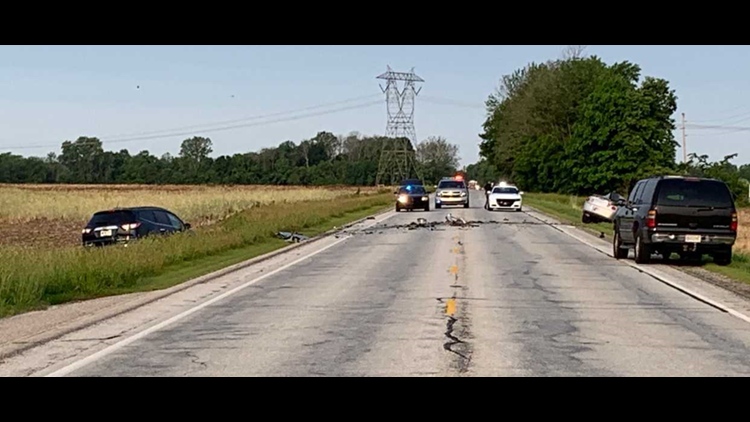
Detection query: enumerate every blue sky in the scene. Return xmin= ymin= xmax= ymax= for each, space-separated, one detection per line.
xmin=1 ymin=45 xmax=749 ymax=166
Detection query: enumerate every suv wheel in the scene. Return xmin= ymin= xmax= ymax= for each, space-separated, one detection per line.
xmin=634 ymin=233 xmax=651 ymax=264
xmin=713 ymin=248 xmax=733 ymax=266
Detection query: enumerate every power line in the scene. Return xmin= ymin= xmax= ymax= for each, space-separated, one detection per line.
xmin=686 ymin=123 xmax=750 ymax=131
xmin=0 ymin=94 xmax=381 ymax=151
xmin=690 ymin=112 xmax=750 ymax=126
xmin=3 ymin=100 xmax=382 ymax=151
xmin=690 ymin=107 xmax=750 ymax=123
xmin=420 ymin=95 xmax=486 ymax=109
xmin=100 ymin=94 xmax=382 ymax=140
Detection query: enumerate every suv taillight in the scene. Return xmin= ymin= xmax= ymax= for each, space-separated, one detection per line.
xmin=121 ymin=222 xmax=142 ymax=231
xmin=731 ymin=212 xmax=738 ymax=232
xmin=646 ymin=210 xmax=657 ymax=229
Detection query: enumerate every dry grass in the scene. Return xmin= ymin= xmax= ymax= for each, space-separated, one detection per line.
xmin=737 ymin=209 xmax=750 ymax=255
xmin=0 ymin=184 xmax=379 ymax=247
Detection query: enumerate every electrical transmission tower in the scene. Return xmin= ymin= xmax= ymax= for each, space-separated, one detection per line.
xmin=375 ymin=66 xmax=424 ymax=186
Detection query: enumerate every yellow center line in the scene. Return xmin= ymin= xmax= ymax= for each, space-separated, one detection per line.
xmin=445 ymin=298 xmax=457 ymax=316
xmin=450 ymin=265 xmax=459 ymax=275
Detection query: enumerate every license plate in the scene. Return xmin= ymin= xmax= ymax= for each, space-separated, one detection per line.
xmin=685 ymin=235 xmax=702 ymax=243
xmin=100 ymin=230 xmax=113 ymax=237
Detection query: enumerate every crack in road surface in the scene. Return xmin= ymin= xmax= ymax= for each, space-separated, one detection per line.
xmin=444 ymin=316 xmax=469 ymax=360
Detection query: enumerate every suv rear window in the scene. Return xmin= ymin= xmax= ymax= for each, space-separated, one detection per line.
xmin=88 ymin=211 xmax=136 ymax=227
xmin=438 ymin=181 xmax=466 ymax=189
xmin=656 ymin=179 xmax=734 ymax=208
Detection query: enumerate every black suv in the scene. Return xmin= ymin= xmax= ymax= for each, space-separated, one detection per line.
xmin=82 ymin=207 xmax=191 ymax=247
xmin=613 ymin=176 xmax=737 ymax=265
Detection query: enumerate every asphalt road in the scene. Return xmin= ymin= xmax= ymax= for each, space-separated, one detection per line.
xmin=10 ymin=190 xmax=750 ymax=376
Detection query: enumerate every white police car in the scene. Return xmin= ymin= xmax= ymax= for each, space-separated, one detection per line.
xmin=488 ymin=183 xmax=524 ymax=211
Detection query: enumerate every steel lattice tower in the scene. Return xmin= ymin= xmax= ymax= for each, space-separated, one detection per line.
xmin=375 ymin=66 xmax=424 ymax=186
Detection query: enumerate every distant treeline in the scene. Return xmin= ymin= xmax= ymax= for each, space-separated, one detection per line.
xmin=0 ymin=132 xmax=460 ymax=186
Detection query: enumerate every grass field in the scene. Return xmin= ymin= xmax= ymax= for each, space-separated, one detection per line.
xmin=524 ymin=193 xmax=750 ymax=285
xmin=0 ymin=184 xmax=378 ymax=247
xmin=0 ymin=185 xmax=392 ymax=317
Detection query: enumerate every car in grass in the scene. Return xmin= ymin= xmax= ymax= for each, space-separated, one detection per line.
xmin=488 ymin=184 xmax=524 ymax=211
xmin=612 ymin=176 xmax=737 ymax=265
xmin=396 ymin=185 xmax=430 ymax=212
xmin=583 ymin=192 xmax=625 ymax=223
xmin=435 ymin=178 xmax=469 ymax=209
xmin=82 ymin=207 xmax=192 ymax=247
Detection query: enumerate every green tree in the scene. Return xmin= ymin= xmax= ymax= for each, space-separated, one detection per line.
xmin=59 ymin=137 xmax=105 ymax=183
xmin=416 ymin=136 xmax=460 ymax=184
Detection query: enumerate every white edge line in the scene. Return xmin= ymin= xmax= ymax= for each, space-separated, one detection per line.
xmin=46 ymin=212 xmax=396 ymax=377
xmin=527 ymin=209 xmax=750 ymax=325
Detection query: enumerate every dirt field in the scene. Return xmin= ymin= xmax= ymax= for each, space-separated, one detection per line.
xmin=0 ymin=184 xmax=377 ymax=248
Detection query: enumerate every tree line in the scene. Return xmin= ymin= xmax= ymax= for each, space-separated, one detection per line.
xmin=476 ymin=51 xmax=750 ymax=204
xmin=0 ymin=133 xmax=461 ymax=186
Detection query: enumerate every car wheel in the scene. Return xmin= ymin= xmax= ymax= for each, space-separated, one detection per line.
xmin=517 ymin=208 xmax=523 ymax=212
xmin=436 ymin=204 xmax=441 ymax=209
xmin=634 ymin=233 xmax=651 ymax=264
xmin=582 ymin=213 xmax=592 ymax=224
xmin=613 ymin=230 xmax=629 ymax=260
xmin=424 ymin=205 xmax=430 ymax=212
xmin=464 ymin=203 xmax=470 ymax=209
xmin=395 ymin=204 xmax=400 ymax=212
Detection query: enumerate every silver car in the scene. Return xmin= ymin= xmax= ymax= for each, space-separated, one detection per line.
xmin=582 ymin=192 xmax=625 ymax=224
xmin=435 ymin=178 xmax=469 ymax=209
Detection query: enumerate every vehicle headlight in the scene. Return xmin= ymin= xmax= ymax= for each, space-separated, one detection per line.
xmin=398 ymin=195 xmax=409 ymax=204
xmin=436 ymin=191 xmax=443 ymax=197
xmin=422 ymin=196 xmax=429 ymax=201
xmin=461 ymin=192 xmax=467 ymax=197
xmin=82 ymin=228 xmax=92 ymax=234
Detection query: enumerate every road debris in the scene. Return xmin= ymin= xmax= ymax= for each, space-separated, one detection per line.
xmin=277 ymin=232 xmax=310 ymax=243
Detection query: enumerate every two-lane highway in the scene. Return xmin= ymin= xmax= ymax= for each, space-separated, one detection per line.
xmin=6 ymin=190 xmax=750 ymax=376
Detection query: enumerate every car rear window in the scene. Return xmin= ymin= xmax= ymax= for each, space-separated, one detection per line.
xmin=399 ymin=186 xmax=426 ymax=194
xmin=88 ymin=211 xmax=135 ymax=227
xmin=656 ymin=179 xmax=734 ymax=208
xmin=439 ymin=181 xmax=465 ymax=189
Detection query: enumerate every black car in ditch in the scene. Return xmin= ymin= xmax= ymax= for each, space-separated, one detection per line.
xmin=82 ymin=207 xmax=191 ymax=247
xmin=613 ymin=176 xmax=737 ymax=265
xmin=395 ymin=185 xmax=430 ymax=212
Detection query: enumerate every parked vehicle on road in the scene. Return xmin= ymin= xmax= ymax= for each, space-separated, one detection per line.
xmin=82 ymin=207 xmax=191 ymax=247
xmin=435 ymin=177 xmax=469 ymax=209
xmin=395 ymin=185 xmax=430 ymax=212
xmin=612 ymin=176 xmax=737 ymax=265
xmin=583 ymin=192 xmax=625 ymax=223
xmin=488 ymin=184 xmax=524 ymax=211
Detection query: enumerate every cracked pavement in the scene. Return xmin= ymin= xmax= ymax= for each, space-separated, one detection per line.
xmin=5 ymin=190 xmax=750 ymax=377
